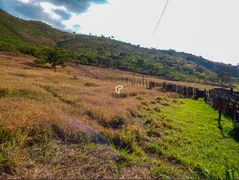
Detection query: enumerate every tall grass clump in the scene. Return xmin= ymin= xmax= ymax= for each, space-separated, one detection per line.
xmin=0 ymin=86 xmax=10 ymax=98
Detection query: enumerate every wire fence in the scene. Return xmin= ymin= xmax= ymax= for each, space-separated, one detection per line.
xmin=99 ymin=75 xmax=239 ymax=123
xmin=161 ymin=82 xmax=239 ymax=123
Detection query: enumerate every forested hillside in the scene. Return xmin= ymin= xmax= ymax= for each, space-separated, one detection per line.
xmin=0 ymin=8 xmax=238 ymax=82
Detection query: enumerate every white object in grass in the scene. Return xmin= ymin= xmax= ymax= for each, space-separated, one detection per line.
xmin=115 ymin=85 xmax=123 ymax=94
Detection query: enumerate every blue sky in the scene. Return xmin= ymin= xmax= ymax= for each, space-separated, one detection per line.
xmin=1 ymin=0 xmax=239 ymax=66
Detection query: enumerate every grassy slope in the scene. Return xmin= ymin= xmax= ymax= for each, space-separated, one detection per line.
xmin=0 ymin=54 xmax=168 ymax=178
xmin=125 ymin=97 xmax=239 ymax=179
xmin=155 ymin=99 xmax=239 ymax=177
xmin=0 ymin=9 xmax=73 ymax=47
xmin=0 ymin=54 xmax=238 ymax=179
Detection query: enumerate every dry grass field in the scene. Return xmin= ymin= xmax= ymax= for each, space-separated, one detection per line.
xmin=0 ymin=54 xmax=238 ymax=179
xmin=0 ymin=54 xmax=172 ymax=178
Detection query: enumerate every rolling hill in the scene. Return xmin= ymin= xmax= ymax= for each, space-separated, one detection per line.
xmin=0 ymin=8 xmax=238 ymax=82
xmin=1 ymin=8 xmax=239 ymax=179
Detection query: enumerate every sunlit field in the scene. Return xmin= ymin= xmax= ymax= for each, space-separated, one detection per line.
xmin=0 ymin=54 xmax=238 ymax=179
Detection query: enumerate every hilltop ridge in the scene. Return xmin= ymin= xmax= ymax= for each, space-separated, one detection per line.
xmin=0 ymin=8 xmax=238 ymax=82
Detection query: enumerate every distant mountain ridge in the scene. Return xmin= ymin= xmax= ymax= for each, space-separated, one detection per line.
xmin=0 ymin=8 xmax=238 ymax=81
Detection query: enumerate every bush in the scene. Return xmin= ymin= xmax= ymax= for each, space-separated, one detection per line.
xmin=33 ymin=59 xmax=48 ymax=65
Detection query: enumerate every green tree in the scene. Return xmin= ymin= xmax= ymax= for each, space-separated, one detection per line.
xmin=217 ymin=72 xmax=232 ymax=84
xmin=137 ymin=59 xmax=144 ymax=69
xmin=47 ymin=48 xmax=67 ymax=72
xmin=76 ymin=54 xmax=88 ymax=65
xmin=97 ymin=56 xmax=113 ymax=67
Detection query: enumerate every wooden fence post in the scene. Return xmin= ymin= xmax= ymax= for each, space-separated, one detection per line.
xmin=183 ymin=87 xmax=187 ymax=96
xmin=233 ymin=98 xmax=237 ymax=121
xmin=204 ymin=89 xmax=208 ymax=102
xmin=162 ymin=82 xmax=167 ymax=90
xmin=218 ymin=97 xmax=223 ymax=127
xmin=149 ymin=81 xmax=153 ymax=90
xmin=142 ymin=75 xmax=145 ymax=87
xmin=172 ymin=84 xmax=177 ymax=92
xmin=195 ymin=88 xmax=199 ymax=100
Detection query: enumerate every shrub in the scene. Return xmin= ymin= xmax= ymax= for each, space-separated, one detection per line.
xmin=33 ymin=59 xmax=48 ymax=65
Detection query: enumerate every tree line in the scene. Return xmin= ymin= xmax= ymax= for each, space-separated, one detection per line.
xmin=0 ymin=38 xmax=235 ymax=85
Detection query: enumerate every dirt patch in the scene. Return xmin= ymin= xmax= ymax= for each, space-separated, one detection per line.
xmin=84 ymin=82 xmax=99 ymax=87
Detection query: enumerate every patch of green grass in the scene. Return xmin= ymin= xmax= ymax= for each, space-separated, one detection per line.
xmin=0 ymin=125 xmax=30 ymax=172
xmin=0 ymin=122 xmax=114 ymax=176
xmin=12 ymin=89 xmax=44 ymax=100
xmin=33 ymin=59 xmax=48 ymax=65
xmin=0 ymin=86 xmax=10 ymax=98
xmin=41 ymin=85 xmax=81 ymax=106
xmin=0 ymin=86 xmax=46 ymax=101
xmin=145 ymin=99 xmax=239 ymax=178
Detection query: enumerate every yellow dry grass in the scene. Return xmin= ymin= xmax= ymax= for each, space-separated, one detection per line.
xmin=0 ymin=54 xmax=174 ymax=132
xmin=0 ymin=54 xmax=218 ymax=179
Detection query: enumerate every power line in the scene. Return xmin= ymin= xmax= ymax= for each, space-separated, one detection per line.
xmin=101 ymin=0 xmax=110 ymax=4
xmin=152 ymin=0 xmax=170 ymax=36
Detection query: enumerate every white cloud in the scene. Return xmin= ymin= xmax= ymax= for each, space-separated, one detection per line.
xmin=18 ymin=0 xmax=30 ymax=4
xmin=62 ymin=0 xmax=239 ymax=65
xmin=1 ymin=0 xmax=106 ymax=31
xmin=40 ymin=2 xmax=61 ymax=20
xmin=4 ymin=0 xmax=239 ymax=65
